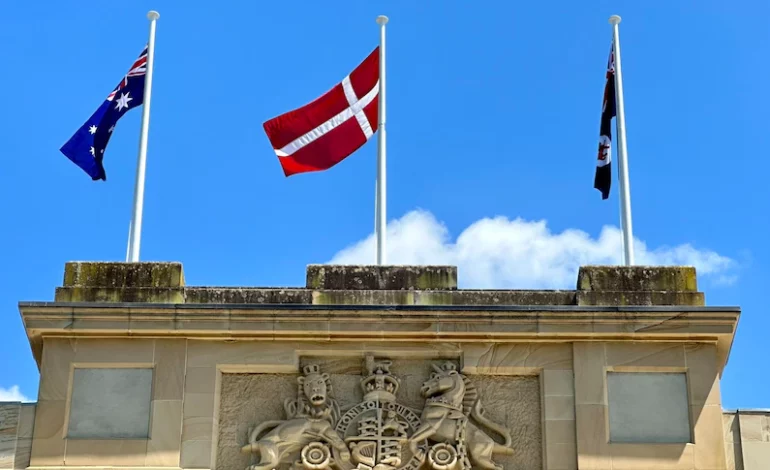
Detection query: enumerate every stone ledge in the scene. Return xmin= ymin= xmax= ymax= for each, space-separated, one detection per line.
xmin=306 ymin=265 xmax=457 ymax=291
xmin=184 ymin=287 xmax=312 ymax=304
xmin=577 ymin=266 xmax=698 ymax=292
xmin=63 ymin=262 xmax=184 ymax=288
xmin=577 ymin=291 xmax=705 ymax=307
xmin=311 ymin=289 xmax=576 ymax=306
xmin=48 ymin=286 xmax=702 ymax=306
xmin=55 ymin=287 xmax=184 ymax=303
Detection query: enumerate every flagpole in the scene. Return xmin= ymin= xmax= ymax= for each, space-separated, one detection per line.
xmin=126 ymin=221 xmax=132 ymax=261
xmin=374 ymin=179 xmax=379 ymax=264
xmin=127 ymin=10 xmax=159 ymax=262
xmin=375 ymin=15 xmax=388 ymax=266
xmin=609 ymin=15 xmax=635 ymax=266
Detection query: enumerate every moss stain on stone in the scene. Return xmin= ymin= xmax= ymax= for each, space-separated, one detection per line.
xmin=577 ymin=266 xmax=698 ymax=293
xmin=312 ymin=290 xmax=415 ymax=305
xmin=53 ymin=262 xmax=704 ymax=307
xmin=63 ymin=262 xmax=184 ymax=288
xmin=416 ymin=270 xmax=453 ymax=290
xmin=57 ymin=287 xmax=184 ymax=303
xmin=415 ymin=291 xmax=453 ymax=306
xmin=306 ymin=266 xmax=325 ymax=290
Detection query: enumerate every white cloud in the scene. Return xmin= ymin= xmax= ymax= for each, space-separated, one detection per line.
xmin=0 ymin=385 xmax=30 ymax=403
xmin=330 ymin=210 xmax=736 ymax=289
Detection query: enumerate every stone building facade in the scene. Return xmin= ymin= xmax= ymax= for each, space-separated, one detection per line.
xmin=0 ymin=262 xmax=766 ymax=470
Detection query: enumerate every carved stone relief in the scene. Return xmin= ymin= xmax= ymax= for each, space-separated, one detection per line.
xmin=239 ymin=364 xmax=349 ymax=470
xmin=229 ymin=356 xmax=538 ymax=470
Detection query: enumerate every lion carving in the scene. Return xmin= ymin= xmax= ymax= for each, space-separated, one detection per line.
xmin=240 ymin=365 xmax=350 ymax=470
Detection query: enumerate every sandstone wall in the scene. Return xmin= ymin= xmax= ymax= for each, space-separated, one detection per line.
xmin=723 ymin=411 xmax=770 ymax=469
xmin=0 ymin=403 xmax=35 ymax=470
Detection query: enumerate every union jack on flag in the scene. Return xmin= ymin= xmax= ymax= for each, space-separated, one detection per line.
xmin=61 ymin=45 xmax=148 ymax=181
xmin=108 ymin=46 xmax=148 ymax=101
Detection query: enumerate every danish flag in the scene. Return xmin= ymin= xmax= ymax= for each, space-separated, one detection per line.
xmin=263 ymin=48 xmax=379 ymax=176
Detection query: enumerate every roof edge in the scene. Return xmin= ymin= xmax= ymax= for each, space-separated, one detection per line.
xmin=17 ymin=301 xmax=742 ymax=313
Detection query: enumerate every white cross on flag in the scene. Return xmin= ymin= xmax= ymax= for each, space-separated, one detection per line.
xmin=263 ymin=48 xmax=379 ymax=176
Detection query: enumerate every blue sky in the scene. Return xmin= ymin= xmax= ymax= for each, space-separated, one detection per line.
xmin=0 ymin=1 xmax=767 ymax=409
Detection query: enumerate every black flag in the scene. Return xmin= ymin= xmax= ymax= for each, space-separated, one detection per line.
xmin=595 ymin=43 xmax=616 ymax=199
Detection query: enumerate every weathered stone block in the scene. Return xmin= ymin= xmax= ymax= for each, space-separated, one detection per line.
xmin=184 ymin=287 xmax=312 ymax=304
xmin=576 ymin=290 xmax=705 ymax=306
xmin=577 ymin=266 xmax=698 ymax=292
xmin=447 ymin=289 xmax=576 ymax=306
xmin=311 ymin=289 xmax=417 ymax=305
xmin=55 ymin=287 xmax=185 ymax=303
xmin=310 ymin=289 xmax=577 ymax=306
xmin=63 ymin=262 xmax=184 ymax=288
xmin=306 ymin=265 xmax=457 ymax=291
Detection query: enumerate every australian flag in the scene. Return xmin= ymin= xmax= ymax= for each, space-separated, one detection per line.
xmin=60 ymin=46 xmax=148 ymax=180
xmin=595 ymin=42 xmax=616 ymax=200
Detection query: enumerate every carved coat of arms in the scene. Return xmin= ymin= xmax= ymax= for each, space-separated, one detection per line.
xmin=241 ymin=357 xmax=513 ymax=470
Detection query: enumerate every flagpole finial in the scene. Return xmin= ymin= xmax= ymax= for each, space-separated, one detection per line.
xmin=609 ymin=15 xmax=621 ymax=25
xmin=376 ymin=15 xmax=389 ymax=25
xmin=148 ymin=10 xmax=160 ymax=21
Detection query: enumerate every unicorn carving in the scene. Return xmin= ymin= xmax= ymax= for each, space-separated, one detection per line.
xmin=408 ymin=362 xmax=513 ymax=470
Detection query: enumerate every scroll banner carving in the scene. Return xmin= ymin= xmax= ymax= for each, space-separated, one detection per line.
xmin=241 ymin=357 xmax=514 ymax=470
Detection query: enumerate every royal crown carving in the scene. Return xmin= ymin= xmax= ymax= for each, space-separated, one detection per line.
xmin=241 ymin=356 xmax=514 ymax=470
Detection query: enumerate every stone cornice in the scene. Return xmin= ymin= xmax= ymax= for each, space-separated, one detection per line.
xmin=19 ymin=301 xmax=740 ymax=312
xmin=19 ymin=301 xmax=740 ymax=373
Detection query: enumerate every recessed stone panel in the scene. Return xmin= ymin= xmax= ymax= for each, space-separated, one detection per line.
xmin=67 ymin=368 xmax=153 ymax=439
xmin=216 ymin=357 xmax=541 ymax=470
xmin=607 ymin=372 xmax=691 ymax=444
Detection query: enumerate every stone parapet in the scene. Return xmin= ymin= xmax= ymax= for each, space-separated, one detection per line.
xmin=575 ymin=290 xmax=705 ymax=307
xmin=54 ymin=287 xmax=186 ymax=303
xmin=577 ymin=265 xmax=697 ymax=291
xmin=576 ymin=266 xmax=704 ymax=306
xmin=56 ymin=262 xmax=185 ymax=303
xmin=310 ymin=289 xmax=576 ymax=306
xmin=63 ymin=262 xmax=184 ymax=288
xmin=48 ymin=262 xmax=706 ymax=307
xmin=306 ymin=265 xmax=458 ymax=291
xmin=184 ymin=287 xmax=312 ymax=304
